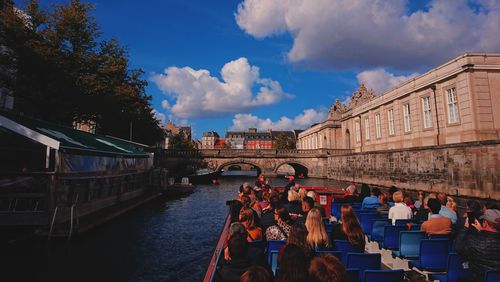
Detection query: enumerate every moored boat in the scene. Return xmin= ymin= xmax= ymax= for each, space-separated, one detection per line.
xmin=163 ymin=177 xmax=194 ymax=196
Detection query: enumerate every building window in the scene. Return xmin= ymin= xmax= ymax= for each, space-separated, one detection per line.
xmin=446 ymin=87 xmax=459 ymax=123
xmin=375 ymin=113 xmax=382 ymax=138
xmin=355 ymin=121 xmax=361 ymax=143
xmin=403 ymin=103 xmax=411 ymax=133
xmin=387 ymin=109 xmax=395 ymax=135
xmin=364 ymin=117 xmax=370 ymax=140
xmin=421 ymin=96 xmax=432 ymax=128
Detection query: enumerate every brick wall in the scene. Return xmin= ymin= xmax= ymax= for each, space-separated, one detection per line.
xmin=327 ymin=140 xmax=500 ymax=200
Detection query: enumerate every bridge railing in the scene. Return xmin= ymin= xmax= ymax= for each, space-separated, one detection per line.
xmin=159 ymin=148 xmax=354 ymax=157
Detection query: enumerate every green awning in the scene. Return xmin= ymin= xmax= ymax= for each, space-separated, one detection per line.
xmin=0 ymin=111 xmax=149 ymax=158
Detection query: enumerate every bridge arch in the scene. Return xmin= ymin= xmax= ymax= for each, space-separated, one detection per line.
xmin=275 ymin=161 xmax=309 ymax=178
xmin=216 ymin=160 xmax=263 ymax=176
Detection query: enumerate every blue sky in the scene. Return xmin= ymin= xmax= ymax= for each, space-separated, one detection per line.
xmin=33 ymin=0 xmax=499 ymax=138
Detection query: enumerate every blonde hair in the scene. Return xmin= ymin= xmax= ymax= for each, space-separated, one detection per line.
xmin=305 ymin=208 xmax=329 ymax=248
xmin=393 ymin=191 xmax=404 ymax=203
xmin=298 ymin=188 xmax=308 ymax=200
xmin=288 ymin=190 xmax=300 ymax=202
xmin=306 ymin=191 xmax=316 ymax=199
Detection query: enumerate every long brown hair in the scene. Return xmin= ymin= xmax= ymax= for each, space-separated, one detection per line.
xmin=340 ymin=205 xmax=365 ymax=250
xmin=239 ymin=207 xmax=256 ymax=230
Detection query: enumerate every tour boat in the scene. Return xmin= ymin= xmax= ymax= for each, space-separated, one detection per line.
xmin=203 ymin=186 xmax=345 ymax=281
xmin=188 ymin=168 xmax=221 ymax=184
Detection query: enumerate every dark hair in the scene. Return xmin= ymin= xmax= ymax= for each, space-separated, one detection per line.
xmin=287 ymin=223 xmax=310 ymax=257
xmin=228 ymin=235 xmax=248 ymax=260
xmin=371 ymin=187 xmax=381 ymax=197
xmin=241 ymin=195 xmax=251 ymax=208
xmin=276 ymin=207 xmax=292 ymax=224
xmin=270 ymin=195 xmax=282 ymax=210
xmin=360 ymin=184 xmax=370 ymax=198
xmin=239 ymin=185 xmax=244 ymax=193
xmin=276 ymin=244 xmax=309 ymax=282
xmin=389 ymin=186 xmax=398 ymax=195
xmin=303 ymin=196 xmax=315 ymax=210
xmin=240 ymin=266 xmax=271 ymax=282
xmin=378 ymin=192 xmax=389 ymax=205
xmin=427 ymin=198 xmax=441 ymax=214
xmin=437 ymin=193 xmax=447 ymax=206
xmin=484 ymin=199 xmax=499 ymax=210
xmin=309 ymin=253 xmax=348 ymax=282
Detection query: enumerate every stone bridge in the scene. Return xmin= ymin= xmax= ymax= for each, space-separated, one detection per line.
xmin=160 ymin=149 xmax=353 ymax=178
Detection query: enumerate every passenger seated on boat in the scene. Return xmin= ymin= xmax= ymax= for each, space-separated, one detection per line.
xmin=214 ymin=235 xmax=252 ymax=282
xmin=259 ymin=190 xmax=270 ymax=211
xmin=456 ymin=209 xmax=500 ymax=281
xmin=295 ymin=196 xmax=314 ymax=224
xmin=376 ymin=192 xmax=390 ymax=217
xmin=437 ymin=193 xmax=458 ymax=224
xmin=388 ymin=191 xmax=413 ymax=225
xmin=278 ymin=222 xmax=312 ymax=265
xmin=335 ymin=185 xmax=360 ymax=203
xmin=298 ymin=188 xmax=308 ymax=201
xmin=261 ymin=196 xmax=281 ymax=234
xmin=239 ymin=207 xmax=262 ymax=242
xmin=305 ymin=208 xmax=331 ymax=249
xmin=266 ymin=208 xmax=292 ymax=241
xmin=331 ymin=205 xmax=365 ymax=252
xmin=240 ymin=195 xmax=261 ymax=226
xmin=308 ymin=253 xmax=348 ymax=282
xmin=421 ymin=198 xmax=452 ymax=235
xmin=240 ymin=266 xmax=272 ymax=282
xmin=275 ymin=244 xmax=310 ymax=282
xmin=285 ymin=190 xmax=303 ymax=216
xmin=361 ymin=187 xmax=381 ymax=210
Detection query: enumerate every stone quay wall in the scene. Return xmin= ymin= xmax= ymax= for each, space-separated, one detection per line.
xmin=327 ymin=140 xmax=500 ymax=200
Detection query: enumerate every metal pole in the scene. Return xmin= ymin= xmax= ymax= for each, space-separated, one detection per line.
xmin=129 ymin=121 xmax=133 ymax=141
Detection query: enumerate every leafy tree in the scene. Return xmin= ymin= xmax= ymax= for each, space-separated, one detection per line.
xmin=223 ymin=140 xmax=232 ymax=149
xmin=1 ymin=0 xmax=162 ymax=145
xmin=273 ymin=133 xmax=297 ymax=149
xmin=169 ymin=132 xmax=195 ymax=150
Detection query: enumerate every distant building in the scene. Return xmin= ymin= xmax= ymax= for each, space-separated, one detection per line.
xmin=226 ymin=131 xmax=245 ymax=149
xmin=298 ymin=53 xmax=500 ymax=151
xmin=73 ymin=120 xmax=96 ymax=134
xmin=245 ymin=130 xmax=272 ymax=149
xmin=158 ymin=122 xmax=192 ymax=149
xmin=201 ymin=131 xmax=220 ymax=149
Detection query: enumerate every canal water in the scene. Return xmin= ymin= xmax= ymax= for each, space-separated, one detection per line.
xmin=1 ymin=175 xmax=347 ymax=282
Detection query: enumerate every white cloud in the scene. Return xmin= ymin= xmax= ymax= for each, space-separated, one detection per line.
xmin=161 ymin=100 xmax=170 ymax=110
xmin=235 ymin=0 xmax=500 ymax=70
xmin=357 ymin=69 xmax=419 ymax=95
xmin=152 ymin=109 xmax=166 ymax=125
xmin=152 ymin=57 xmax=293 ymax=119
xmin=230 ymin=108 xmax=327 ymax=131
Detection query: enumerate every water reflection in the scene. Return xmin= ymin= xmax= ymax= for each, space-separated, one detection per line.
xmin=1 ymin=176 xmax=347 ymax=282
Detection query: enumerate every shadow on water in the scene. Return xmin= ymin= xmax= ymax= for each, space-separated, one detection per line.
xmin=0 ymin=176 xmax=347 ymax=282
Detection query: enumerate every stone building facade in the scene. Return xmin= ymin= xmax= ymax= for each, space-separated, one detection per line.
xmin=298 ymin=53 xmax=500 ymax=152
xmin=201 ymin=131 xmax=219 ymax=149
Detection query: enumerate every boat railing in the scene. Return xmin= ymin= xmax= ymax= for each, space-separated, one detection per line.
xmin=203 ymin=212 xmax=232 ymax=282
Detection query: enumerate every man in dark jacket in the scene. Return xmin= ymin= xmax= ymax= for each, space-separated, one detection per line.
xmin=456 ymin=209 xmax=500 ymax=281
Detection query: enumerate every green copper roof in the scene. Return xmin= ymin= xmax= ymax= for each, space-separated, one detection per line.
xmin=0 ymin=111 xmax=149 ymax=157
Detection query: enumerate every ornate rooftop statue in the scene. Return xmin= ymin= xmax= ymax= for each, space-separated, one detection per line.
xmin=348 ymin=83 xmax=375 ymax=109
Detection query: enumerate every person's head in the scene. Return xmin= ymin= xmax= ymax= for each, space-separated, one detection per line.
xmin=306 ymin=190 xmax=316 ymax=199
xmin=371 ymin=187 xmax=381 ymax=197
xmin=298 ymin=188 xmax=308 ymax=200
xmin=437 ymin=193 xmax=447 ymax=206
xmin=309 ymin=253 xmax=348 ymax=282
xmin=302 ymin=196 xmax=315 ymax=213
xmin=269 ymin=195 xmax=282 ymax=210
xmin=404 ymin=194 xmax=413 ymax=206
xmin=287 ymin=222 xmax=309 ymax=248
xmin=389 ymin=186 xmax=398 ymax=196
xmin=275 ymin=207 xmax=292 ymax=224
xmin=288 ymin=190 xmax=301 ymax=202
xmin=340 ymin=205 xmax=365 ymax=249
xmin=427 ymin=198 xmax=441 ymax=214
xmin=360 ymin=184 xmax=370 ymax=197
xmin=305 ymin=208 xmax=329 ymax=248
xmin=446 ymin=196 xmax=457 ymax=212
xmin=240 ymin=194 xmax=251 ymax=207
xmin=378 ymin=191 xmax=389 ymax=205
xmin=228 ymin=234 xmax=248 ymax=260
xmin=228 ymin=222 xmax=248 ymax=239
xmin=240 ymin=266 xmax=271 ymax=282
xmin=417 ymin=191 xmax=425 ymax=201
xmin=239 ymin=207 xmax=255 ymax=227
xmin=346 ymin=183 xmax=357 ymax=195
xmin=392 ymin=191 xmax=404 ymax=203
xmin=293 ymin=183 xmax=301 ymax=192
xmin=278 ymin=244 xmax=309 ymax=282
xmin=480 ymin=209 xmax=500 ymax=232
xmin=242 ymin=183 xmax=252 ymax=195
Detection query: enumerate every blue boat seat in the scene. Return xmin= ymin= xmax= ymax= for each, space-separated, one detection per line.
xmin=383 ymin=225 xmax=406 ymax=250
xmin=346 ymin=253 xmax=381 ymax=281
xmin=359 ymin=213 xmax=381 ymax=235
xmin=369 ymin=220 xmax=388 ymax=242
xmin=315 ymin=250 xmax=343 ymax=261
xmin=347 ymin=268 xmax=359 ymax=282
xmin=392 ymin=231 xmax=426 ymax=259
xmin=429 ymin=253 xmax=471 ymax=282
xmin=409 ymin=239 xmax=449 ymax=272
xmin=484 ymin=270 xmax=500 ymax=282
xmin=334 ymin=240 xmax=363 ymax=264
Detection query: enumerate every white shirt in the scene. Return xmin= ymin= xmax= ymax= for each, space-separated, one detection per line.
xmin=388 ymin=202 xmax=413 ymax=225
